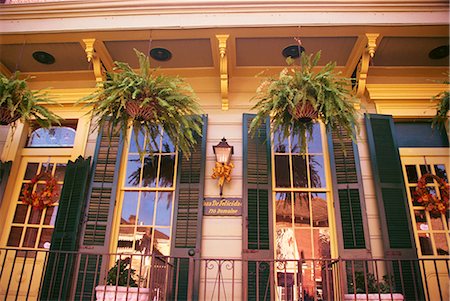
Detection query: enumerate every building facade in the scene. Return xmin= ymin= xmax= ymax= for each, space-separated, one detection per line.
xmin=0 ymin=1 xmax=449 ymax=300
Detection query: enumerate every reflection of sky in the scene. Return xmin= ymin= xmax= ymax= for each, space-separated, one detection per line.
xmin=307 ymin=124 xmax=322 ymax=154
xmin=28 ymin=127 xmax=76 ymax=147
xmin=156 ymin=192 xmax=172 ymax=226
xmin=138 ymin=192 xmax=155 ymax=225
xmin=121 ymin=192 xmax=138 ymax=224
xmin=126 ymin=155 xmax=141 ymax=187
xmin=310 ymin=155 xmax=325 ymax=188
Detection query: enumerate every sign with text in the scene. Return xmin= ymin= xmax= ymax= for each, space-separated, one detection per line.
xmin=203 ymin=198 xmax=242 ymax=216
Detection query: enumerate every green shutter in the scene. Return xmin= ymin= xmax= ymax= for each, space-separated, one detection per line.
xmin=243 ymin=114 xmax=272 ymax=301
xmin=74 ymin=124 xmax=124 ymax=301
xmin=365 ymin=114 xmax=414 ymax=251
xmin=171 ymin=115 xmax=207 ymax=300
xmin=0 ymin=160 xmax=12 ymax=206
xmin=365 ymin=114 xmax=425 ymax=301
xmin=40 ymin=156 xmax=91 ymax=301
xmin=328 ymin=127 xmax=367 ymax=250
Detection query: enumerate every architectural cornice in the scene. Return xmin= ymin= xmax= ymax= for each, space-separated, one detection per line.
xmin=1 ymin=1 xmax=449 ymax=33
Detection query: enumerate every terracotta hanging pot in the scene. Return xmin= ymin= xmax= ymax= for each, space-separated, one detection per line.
xmin=290 ymin=101 xmax=319 ymax=123
xmin=0 ymin=106 xmax=21 ymax=125
xmin=125 ymin=100 xmax=155 ymax=121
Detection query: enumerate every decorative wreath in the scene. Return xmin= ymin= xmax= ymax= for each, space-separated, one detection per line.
xmin=20 ymin=172 xmax=59 ymax=210
xmin=414 ymin=173 xmax=449 ymax=216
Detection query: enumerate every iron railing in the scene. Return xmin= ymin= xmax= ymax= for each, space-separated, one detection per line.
xmin=0 ymin=248 xmax=448 ymax=300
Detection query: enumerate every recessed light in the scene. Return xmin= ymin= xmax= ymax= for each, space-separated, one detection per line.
xmin=282 ymin=45 xmax=305 ymax=59
xmin=32 ymin=51 xmax=55 ymax=64
xmin=150 ymin=48 xmax=172 ymax=61
xmin=429 ymin=45 xmax=449 ymax=60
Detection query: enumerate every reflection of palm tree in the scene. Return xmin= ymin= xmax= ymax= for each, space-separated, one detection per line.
xmin=309 ymin=156 xmax=322 ymax=188
xmin=127 ymin=152 xmax=175 ymax=187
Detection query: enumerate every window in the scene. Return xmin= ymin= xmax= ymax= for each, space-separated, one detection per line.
xmin=6 ymin=161 xmax=65 ymax=250
xmin=116 ymin=129 xmax=177 ymax=282
xmin=394 ymin=119 xmax=449 ymax=148
xmin=27 ymin=123 xmax=77 ymax=148
xmin=402 ymin=158 xmax=449 ymax=257
xmin=272 ymin=123 xmax=331 ymax=300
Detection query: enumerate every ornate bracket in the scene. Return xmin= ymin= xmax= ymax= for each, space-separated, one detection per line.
xmin=216 ymin=34 xmax=230 ymax=111
xmin=82 ymin=38 xmax=104 ymax=85
xmin=356 ymin=33 xmax=380 ymax=98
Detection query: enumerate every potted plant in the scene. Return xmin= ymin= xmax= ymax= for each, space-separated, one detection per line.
xmin=0 ymin=72 xmax=60 ymax=127
xmin=95 ymin=257 xmax=150 ymax=301
xmin=345 ymin=271 xmax=404 ymax=300
xmin=431 ymin=78 xmax=449 ymax=132
xmin=249 ymin=51 xmax=359 ymax=153
xmin=80 ymin=49 xmax=203 ymax=158
xmin=0 ymin=72 xmax=60 ymax=128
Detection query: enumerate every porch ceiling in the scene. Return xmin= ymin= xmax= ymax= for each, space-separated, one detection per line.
xmin=0 ymin=25 xmax=448 ymax=84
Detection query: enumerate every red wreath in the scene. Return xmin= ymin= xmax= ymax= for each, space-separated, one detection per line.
xmin=20 ymin=172 xmax=59 ymax=210
xmin=414 ymin=173 xmax=449 ymax=216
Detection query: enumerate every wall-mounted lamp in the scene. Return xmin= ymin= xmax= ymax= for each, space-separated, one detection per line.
xmin=211 ymin=137 xmax=234 ymax=196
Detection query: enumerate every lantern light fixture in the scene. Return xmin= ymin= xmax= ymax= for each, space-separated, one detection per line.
xmin=212 ymin=137 xmax=234 ymax=196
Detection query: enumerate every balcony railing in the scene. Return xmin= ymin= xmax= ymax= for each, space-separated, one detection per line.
xmin=0 ymin=247 xmax=448 ymax=300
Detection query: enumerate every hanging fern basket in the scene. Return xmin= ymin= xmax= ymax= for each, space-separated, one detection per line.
xmin=125 ymin=100 xmax=155 ymax=121
xmin=289 ymin=101 xmax=319 ymax=123
xmin=0 ymin=106 xmax=21 ymax=125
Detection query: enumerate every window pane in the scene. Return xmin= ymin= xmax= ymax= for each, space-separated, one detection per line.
xmin=161 ymin=131 xmax=175 ymax=153
xmin=313 ymin=228 xmax=331 ymax=258
xmin=276 ymin=227 xmax=298 ymax=260
xmin=434 ymin=234 xmax=449 ymax=255
xmin=117 ymin=226 xmax=135 ymax=251
xmin=292 ymin=155 xmax=307 ymax=188
xmin=307 ymin=124 xmax=322 ymax=154
xmin=430 ymin=215 xmax=444 ymax=230
xmin=154 ymin=228 xmax=171 ymax=256
xmin=276 ymin=192 xmax=292 ymax=224
xmin=7 ymin=226 xmax=23 ymax=247
xmin=13 ymin=204 xmax=28 ymax=224
xmin=138 ymin=192 xmax=156 ymax=225
xmin=274 ymin=132 xmax=289 ymax=153
xmin=24 ymin=163 xmax=39 ymax=180
xmin=275 ymin=155 xmax=290 ymax=187
xmin=125 ymin=155 xmax=142 ymax=187
xmin=411 ymin=187 xmax=421 ymax=206
xmin=414 ymin=210 xmax=428 ymax=231
xmin=141 ymin=156 xmax=158 ymax=188
xmin=418 ymin=233 xmax=433 ymax=255
xmin=54 ymin=164 xmax=67 ymax=181
xmin=28 ymin=209 xmax=42 ymax=225
xmin=129 ymin=130 xmax=145 ymax=154
xmin=311 ymin=193 xmax=328 ymax=227
xmin=27 ymin=127 xmax=76 ymax=147
xmin=38 ymin=228 xmax=53 ymax=249
xmin=136 ymin=228 xmax=152 ymax=255
xmin=294 ymin=228 xmax=312 ymax=259
xmin=290 ymin=132 xmax=304 ymax=154
xmin=155 ymin=192 xmax=173 ymax=226
xmin=159 ymin=155 xmax=175 ymax=188
xmin=434 ymin=164 xmax=448 ymax=181
xmin=44 ymin=207 xmax=57 ymax=225
xmin=405 ymin=165 xmax=418 ymax=183
xmin=293 ymin=192 xmax=309 ymax=226
xmin=23 ymin=227 xmax=38 ymax=248
xmin=420 ymin=165 xmax=433 ymax=182
xmin=121 ymin=192 xmax=139 ymax=225
xmin=309 ymin=155 xmax=325 ymax=188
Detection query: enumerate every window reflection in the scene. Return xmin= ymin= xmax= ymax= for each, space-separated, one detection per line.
xmin=27 ymin=127 xmax=76 ymax=147
xmin=275 ymin=155 xmax=290 ymax=187
xmin=309 ymin=155 xmax=325 ymax=188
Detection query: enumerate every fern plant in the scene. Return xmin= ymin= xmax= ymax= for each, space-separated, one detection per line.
xmin=81 ymin=49 xmax=203 ymax=158
xmin=249 ymin=51 xmax=359 ymax=152
xmin=0 ymin=72 xmax=60 ymax=127
xmin=431 ymin=77 xmax=449 ymax=131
